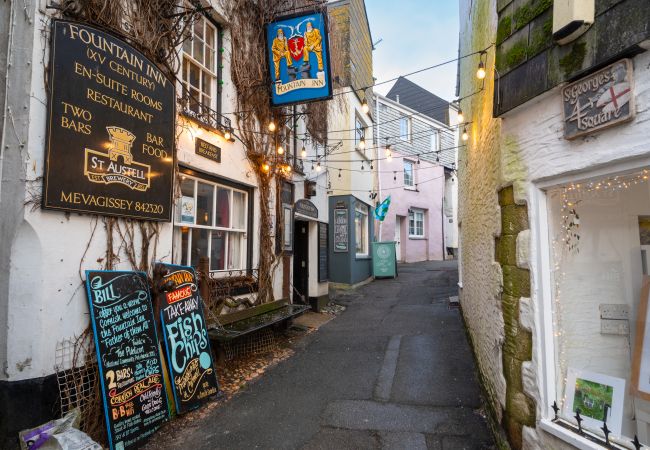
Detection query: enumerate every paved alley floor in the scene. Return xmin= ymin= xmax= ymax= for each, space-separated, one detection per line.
xmin=156 ymin=260 xmax=494 ymax=449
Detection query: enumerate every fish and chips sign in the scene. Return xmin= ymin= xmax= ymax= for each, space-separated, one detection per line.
xmin=265 ymin=11 xmax=333 ymax=106
xmin=43 ymin=20 xmax=175 ymax=221
xmin=562 ymin=59 xmax=635 ymax=140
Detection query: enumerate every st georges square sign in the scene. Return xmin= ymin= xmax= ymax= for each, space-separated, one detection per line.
xmin=43 ymin=20 xmax=175 ymax=221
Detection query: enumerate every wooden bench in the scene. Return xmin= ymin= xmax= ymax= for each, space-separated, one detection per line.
xmin=208 ymin=299 xmax=310 ymax=342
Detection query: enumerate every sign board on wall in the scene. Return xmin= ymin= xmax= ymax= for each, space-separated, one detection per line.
xmin=334 ymin=208 xmax=348 ymax=253
xmin=318 ymin=222 xmax=329 ymax=282
xmin=295 ymin=199 xmax=318 ymax=219
xmin=562 ymin=59 xmax=634 ymax=140
xmin=157 ymin=263 xmax=219 ymax=413
xmin=84 ymin=271 xmax=168 ymax=450
xmin=265 ymin=11 xmax=333 ymax=106
xmin=43 ymin=20 xmax=175 ymax=220
xmin=195 ymin=137 xmax=221 ymax=163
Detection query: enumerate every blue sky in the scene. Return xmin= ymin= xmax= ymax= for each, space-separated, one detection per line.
xmin=365 ymin=0 xmax=459 ymax=101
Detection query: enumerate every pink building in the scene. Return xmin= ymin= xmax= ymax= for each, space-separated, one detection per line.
xmin=374 ymin=81 xmax=459 ymax=263
xmin=377 ymin=152 xmax=446 ymax=262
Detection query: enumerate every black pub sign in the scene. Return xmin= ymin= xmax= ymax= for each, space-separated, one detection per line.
xmin=43 ymin=20 xmax=175 ymax=221
xmin=195 ymin=137 xmax=221 ymax=163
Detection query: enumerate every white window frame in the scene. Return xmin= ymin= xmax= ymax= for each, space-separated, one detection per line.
xmin=182 ymin=10 xmax=218 ymax=113
xmin=532 ymin=156 xmax=650 ymax=450
xmin=431 ymin=128 xmax=439 ymax=151
xmin=408 ymin=208 xmax=425 ymax=238
xmin=399 ymin=115 xmax=411 ymax=142
xmin=175 ymin=174 xmax=248 ymax=273
xmin=403 ymin=160 xmax=415 ymax=188
xmin=355 ymin=202 xmax=369 ymax=257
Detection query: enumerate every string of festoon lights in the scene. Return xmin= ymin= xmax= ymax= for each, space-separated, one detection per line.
xmin=256 ymin=48 xmax=489 ymax=175
xmin=551 ymin=168 xmax=650 ymax=427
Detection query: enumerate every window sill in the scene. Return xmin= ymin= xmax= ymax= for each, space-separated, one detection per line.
xmin=539 ymin=420 xmax=613 ymax=450
xmin=404 ymin=186 xmax=417 ymax=191
xmin=409 ymin=236 xmax=426 ymax=240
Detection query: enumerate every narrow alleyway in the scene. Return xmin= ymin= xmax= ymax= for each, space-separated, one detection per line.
xmin=156 ymin=261 xmax=494 ymax=449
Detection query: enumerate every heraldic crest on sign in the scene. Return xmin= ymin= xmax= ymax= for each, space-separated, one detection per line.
xmin=266 ymin=11 xmax=332 ymax=106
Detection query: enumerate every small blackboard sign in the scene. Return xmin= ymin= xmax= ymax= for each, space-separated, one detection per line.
xmin=85 ymin=271 xmax=168 ymax=450
xmin=195 ymin=137 xmax=221 ymax=163
xmin=334 ymin=208 xmax=348 ymax=253
xmin=318 ymin=222 xmax=329 ymax=282
xmin=157 ymin=263 xmax=219 ymax=413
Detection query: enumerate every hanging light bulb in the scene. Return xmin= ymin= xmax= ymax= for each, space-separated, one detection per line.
xmin=268 ymin=120 xmax=276 ymax=132
xmin=285 ymin=164 xmax=292 ymax=173
xmin=316 ymin=162 xmax=322 ymax=172
xmin=385 ymin=145 xmax=391 ymax=157
xmin=417 ymin=155 xmax=421 ymax=165
xmin=301 ymin=145 xmax=307 ymax=158
xmin=261 ymin=162 xmax=271 ymax=173
xmin=476 ymin=61 xmax=486 ymax=80
xmin=457 ymin=109 xmax=464 ymax=123
xmin=370 ymin=162 xmax=374 ymax=170
xmin=462 ymin=126 xmax=469 ymax=141
xmin=387 ymin=151 xmax=392 ymax=162
xmin=361 ymin=162 xmax=365 ymax=170
xmin=224 ymin=130 xmax=232 ymax=140
xmin=362 ymin=99 xmax=369 ymax=114
xmin=436 ymin=153 xmax=440 ymax=163
xmin=338 ymin=169 xmax=342 ymax=178
xmin=277 ymin=145 xmax=284 ymax=155
xmin=311 ymin=161 xmax=315 ymax=170
xmin=393 ymin=171 xmax=397 ymax=182
xmin=359 ymin=135 xmax=366 ymax=150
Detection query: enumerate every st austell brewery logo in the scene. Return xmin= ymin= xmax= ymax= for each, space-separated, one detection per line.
xmin=84 ymin=126 xmax=151 ymax=191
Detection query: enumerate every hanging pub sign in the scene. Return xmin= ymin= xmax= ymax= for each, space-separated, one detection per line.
xmin=265 ymin=11 xmax=333 ymax=106
xmin=157 ymin=263 xmax=219 ymax=413
xmin=562 ymin=59 xmax=634 ymax=140
xmin=84 ymin=271 xmax=168 ymax=450
xmin=43 ymin=20 xmax=175 ymax=221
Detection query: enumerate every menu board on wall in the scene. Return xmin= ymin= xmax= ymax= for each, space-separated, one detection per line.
xmin=318 ymin=222 xmax=329 ymax=282
xmin=157 ymin=263 xmax=219 ymax=413
xmin=334 ymin=208 xmax=348 ymax=252
xmin=43 ymin=20 xmax=175 ymax=221
xmin=84 ymin=271 xmax=168 ymax=450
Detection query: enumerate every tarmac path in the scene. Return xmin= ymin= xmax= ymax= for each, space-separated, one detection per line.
xmin=154 ymin=260 xmax=494 ymax=449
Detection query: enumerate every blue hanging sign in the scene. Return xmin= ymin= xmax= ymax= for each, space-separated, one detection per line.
xmin=266 ymin=11 xmax=333 ymax=106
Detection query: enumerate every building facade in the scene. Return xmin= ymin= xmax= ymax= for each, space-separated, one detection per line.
xmin=325 ymin=0 xmax=376 ymax=286
xmin=0 ymin=1 xmax=331 ymax=445
xmin=458 ymin=0 xmax=650 ymax=448
xmin=374 ymin=87 xmax=458 ymax=263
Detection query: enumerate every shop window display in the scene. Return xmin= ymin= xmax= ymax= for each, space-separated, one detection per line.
xmin=547 ymin=169 xmax=650 ymax=445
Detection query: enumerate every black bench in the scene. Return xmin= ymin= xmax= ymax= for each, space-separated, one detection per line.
xmin=208 ymin=299 xmax=310 ymax=342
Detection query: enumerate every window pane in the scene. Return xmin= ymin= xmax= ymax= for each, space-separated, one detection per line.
xmin=404 ymin=162 xmax=413 ymax=186
xmin=189 ymin=62 xmax=200 ymax=88
xmin=183 ymin=34 xmax=192 ymax=55
xmin=202 ymin=71 xmax=212 ymax=97
xmin=193 ymin=38 xmax=204 ymax=64
xmin=194 ymin=18 xmax=204 ymax=40
xmin=210 ymin=230 xmax=226 ymax=270
xmin=206 ymin=48 xmax=214 ymax=72
xmin=189 ymin=88 xmax=200 ymax=114
xmin=180 ymin=177 xmax=194 ymax=197
xmin=216 ymin=187 xmax=231 ymax=227
xmin=228 ymin=232 xmax=242 ymax=270
xmin=232 ymin=191 xmax=246 ymax=229
xmin=206 ymin=24 xmax=215 ymax=48
xmin=190 ymin=228 xmax=209 ymax=268
xmin=196 ymin=182 xmax=213 ymax=226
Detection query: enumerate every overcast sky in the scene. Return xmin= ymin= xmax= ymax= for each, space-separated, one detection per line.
xmin=365 ymin=0 xmax=459 ymax=101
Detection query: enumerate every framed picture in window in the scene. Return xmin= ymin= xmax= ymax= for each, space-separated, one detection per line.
xmin=563 ymin=368 xmax=625 ymax=435
xmin=632 ymin=276 xmax=650 ymax=401
xmin=180 ymin=196 xmax=195 ymax=224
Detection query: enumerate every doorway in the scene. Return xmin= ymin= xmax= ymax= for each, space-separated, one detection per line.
xmin=395 ymin=216 xmax=403 ymax=262
xmin=293 ymin=220 xmax=309 ymax=304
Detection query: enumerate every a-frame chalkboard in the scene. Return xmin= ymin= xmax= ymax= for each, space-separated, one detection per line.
xmin=157 ymin=263 xmax=219 ymax=413
xmin=85 ymin=271 xmax=168 ymax=450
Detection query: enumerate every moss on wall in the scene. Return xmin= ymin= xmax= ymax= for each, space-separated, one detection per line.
xmin=496 ymin=186 xmax=536 ymax=450
xmin=559 ymin=41 xmax=587 ymax=78
xmin=513 ymin=0 xmax=552 ymax=30
xmin=497 ymin=15 xmax=512 ymax=44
